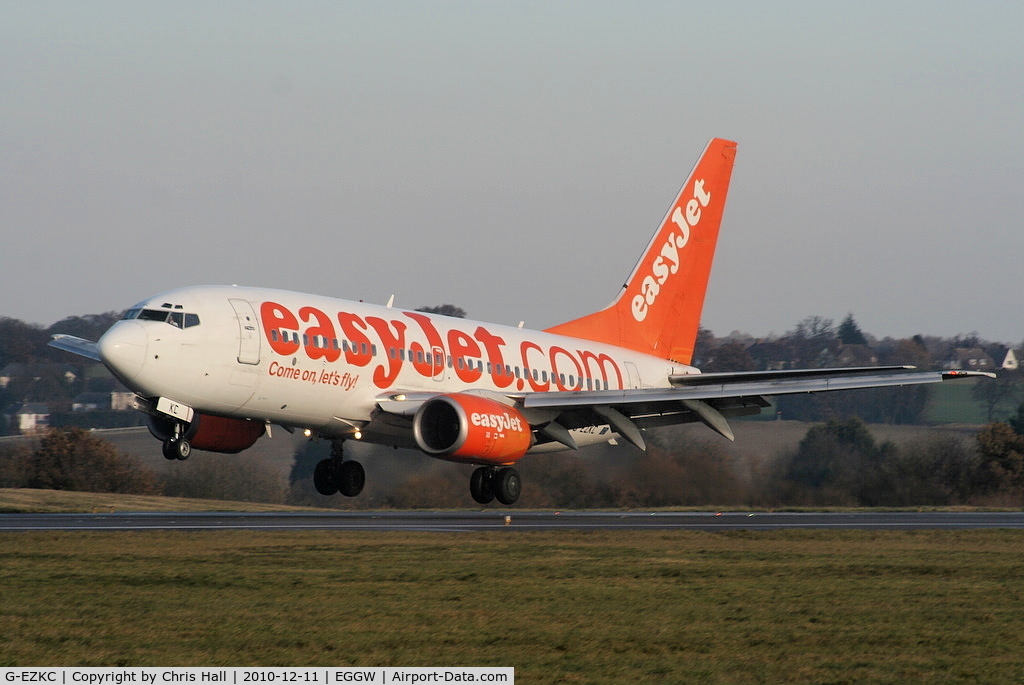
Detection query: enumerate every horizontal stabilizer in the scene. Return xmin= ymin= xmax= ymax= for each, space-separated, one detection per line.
xmin=48 ymin=334 xmax=101 ymax=362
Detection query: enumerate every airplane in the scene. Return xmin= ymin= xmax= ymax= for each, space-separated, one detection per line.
xmin=49 ymin=138 xmax=992 ymax=505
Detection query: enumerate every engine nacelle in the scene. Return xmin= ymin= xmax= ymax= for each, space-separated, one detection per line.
xmin=413 ymin=394 xmax=532 ymax=465
xmin=147 ymin=412 xmax=265 ymax=453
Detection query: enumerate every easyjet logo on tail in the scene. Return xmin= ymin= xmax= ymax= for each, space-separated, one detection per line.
xmin=630 ymin=178 xmax=712 ymax=322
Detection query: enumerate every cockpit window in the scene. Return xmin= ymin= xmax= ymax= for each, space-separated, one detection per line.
xmin=138 ymin=309 xmax=171 ymax=322
xmin=127 ymin=308 xmax=201 ymax=328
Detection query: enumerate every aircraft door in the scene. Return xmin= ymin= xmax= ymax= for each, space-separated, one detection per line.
xmin=432 ymin=346 xmax=446 ymax=382
xmin=229 ymin=299 xmax=261 ymax=365
xmin=625 ymin=362 xmax=642 ymax=389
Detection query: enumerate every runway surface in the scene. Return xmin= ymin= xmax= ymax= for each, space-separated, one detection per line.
xmin=3 ymin=510 xmax=1024 ymax=532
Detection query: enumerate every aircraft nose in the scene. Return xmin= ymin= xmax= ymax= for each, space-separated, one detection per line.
xmin=97 ymin=322 xmax=148 ymax=382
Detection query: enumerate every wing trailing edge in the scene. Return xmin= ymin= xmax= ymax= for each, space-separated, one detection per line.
xmin=524 ymin=368 xmax=992 ymax=410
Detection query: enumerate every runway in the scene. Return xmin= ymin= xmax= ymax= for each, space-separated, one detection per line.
xmin=3 ymin=510 xmax=1024 ymax=532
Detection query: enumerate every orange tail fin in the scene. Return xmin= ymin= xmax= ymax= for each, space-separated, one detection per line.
xmin=545 ymin=138 xmax=737 ymax=365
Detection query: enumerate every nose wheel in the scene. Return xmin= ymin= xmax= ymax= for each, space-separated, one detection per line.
xmin=162 ymin=438 xmax=191 ymax=460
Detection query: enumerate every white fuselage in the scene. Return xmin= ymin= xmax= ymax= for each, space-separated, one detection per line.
xmin=98 ymin=285 xmax=698 ymax=451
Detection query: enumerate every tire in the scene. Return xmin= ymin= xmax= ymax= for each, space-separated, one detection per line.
xmin=162 ymin=440 xmax=179 ymax=461
xmin=494 ymin=467 xmax=521 ymax=505
xmin=313 ymin=459 xmax=338 ymax=496
xmin=337 ymin=460 xmax=365 ymax=497
xmin=470 ymin=467 xmax=495 ymax=505
xmin=175 ymin=439 xmax=191 ymax=460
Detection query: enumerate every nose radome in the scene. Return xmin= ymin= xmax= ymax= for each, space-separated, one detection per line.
xmin=97 ymin=321 xmax=148 ymax=382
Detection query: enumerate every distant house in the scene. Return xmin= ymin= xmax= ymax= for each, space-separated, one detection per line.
xmin=110 ymin=390 xmax=136 ymax=411
xmin=0 ymin=363 xmax=26 ymax=389
xmin=71 ymin=392 xmax=111 ymax=412
xmin=0 ymin=363 xmax=77 ymax=388
xmin=746 ymin=341 xmax=792 ymax=370
xmin=16 ymin=403 xmax=50 ymax=434
xmin=947 ymin=347 xmax=995 ymax=371
xmin=836 ymin=344 xmax=878 ymax=367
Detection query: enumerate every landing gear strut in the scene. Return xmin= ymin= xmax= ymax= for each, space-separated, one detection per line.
xmin=161 ymin=423 xmax=191 ymax=460
xmin=313 ymin=440 xmax=365 ymax=497
xmin=470 ymin=466 xmax=521 ymax=505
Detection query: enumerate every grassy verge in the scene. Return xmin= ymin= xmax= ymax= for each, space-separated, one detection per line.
xmin=3 ymin=528 xmax=1024 ymax=683
xmin=0 ymin=488 xmax=323 ymax=513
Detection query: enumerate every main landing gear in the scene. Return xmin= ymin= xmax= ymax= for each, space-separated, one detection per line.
xmin=470 ymin=466 xmax=522 ymax=505
xmin=313 ymin=440 xmax=366 ymax=497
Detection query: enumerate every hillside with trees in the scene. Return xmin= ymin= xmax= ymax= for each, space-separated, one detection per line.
xmin=3 ymin=309 xmax=1024 ymax=507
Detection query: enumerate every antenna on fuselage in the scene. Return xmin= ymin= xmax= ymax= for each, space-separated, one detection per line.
xmin=386 ymin=294 xmax=395 ymax=308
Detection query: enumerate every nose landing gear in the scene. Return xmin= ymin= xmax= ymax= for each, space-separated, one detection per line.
xmin=161 ymin=422 xmax=191 ymax=460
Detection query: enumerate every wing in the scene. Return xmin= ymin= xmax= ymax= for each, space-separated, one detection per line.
xmin=49 ymin=334 xmax=102 ymax=362
xmin=375 ymin=367 xmax=992 ymax=452
xmin=519 ymin=367 xmax=993 ymax=446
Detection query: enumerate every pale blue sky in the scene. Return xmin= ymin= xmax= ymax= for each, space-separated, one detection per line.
xmin=3 ymin=2 xmax=1023 ymax=343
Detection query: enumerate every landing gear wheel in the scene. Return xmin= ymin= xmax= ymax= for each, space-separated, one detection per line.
xmin=313 ymin=459 xmax=339 ymax=496
xmin=337 ymin=460 xmax=365 ymax=497
xmin=494 ymin=467 xmax=521 ymax=505
xmin=162 ymin=439 xmax=191 ymax=461
xmin=470 ymin=467 xmax=495 ymax=505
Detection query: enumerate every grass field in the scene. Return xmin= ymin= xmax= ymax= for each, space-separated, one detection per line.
xmin=4 ymin=526 xmax=1024 ymax=683
xmin=926 ymin=378 xmax=1016 ymax=425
